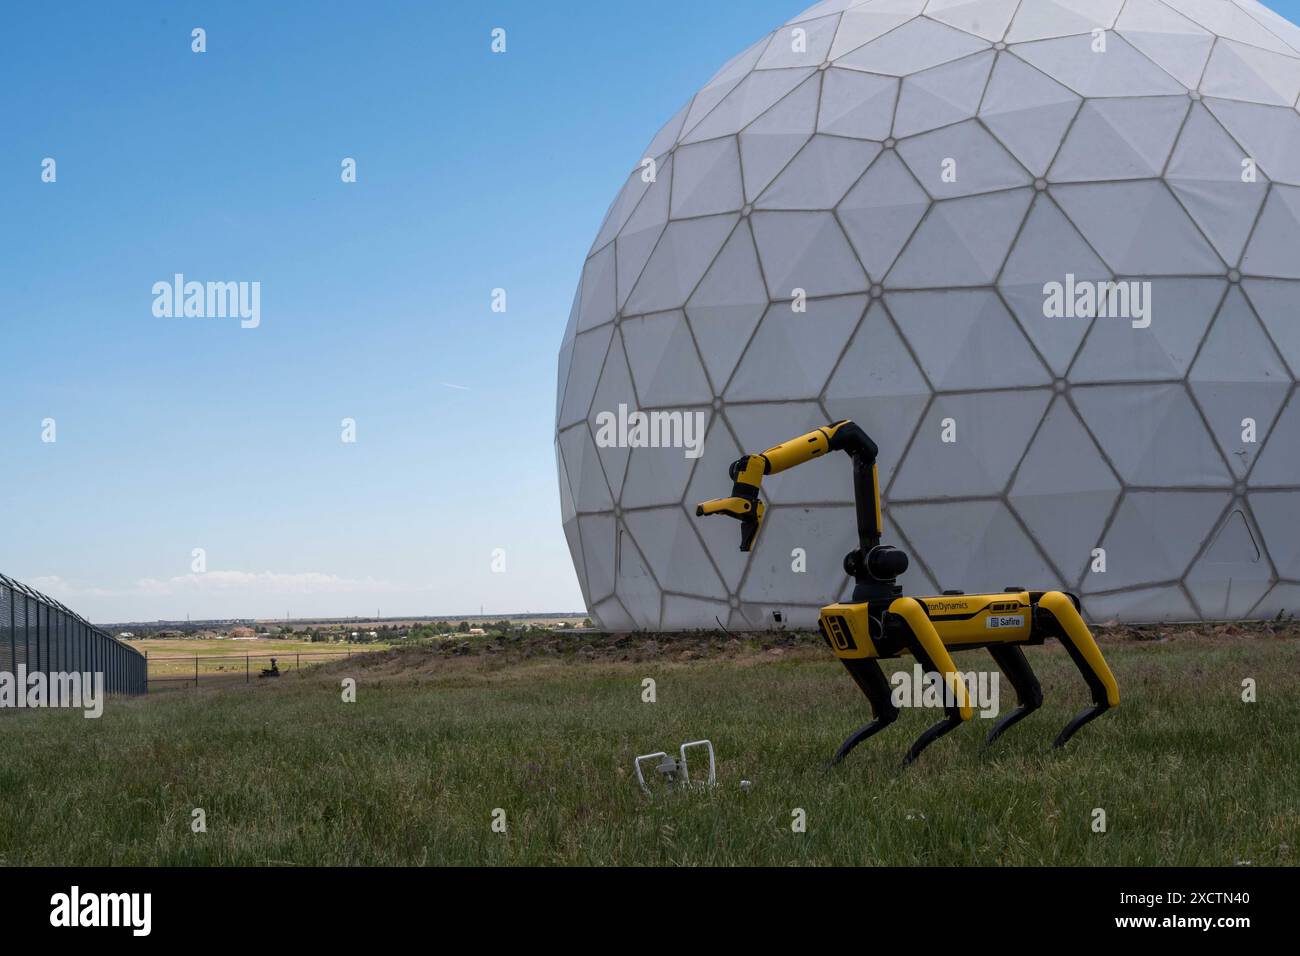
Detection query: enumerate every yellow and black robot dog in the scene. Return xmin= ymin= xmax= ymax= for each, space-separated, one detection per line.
xmin=696 ymin=420 xmax=1119 ymax=765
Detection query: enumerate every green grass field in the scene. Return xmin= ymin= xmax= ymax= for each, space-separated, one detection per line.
xmin=131 ymin=638 xmax=391 ymax=683
xmin=1 ymin=632 xmax=1296 ymax=866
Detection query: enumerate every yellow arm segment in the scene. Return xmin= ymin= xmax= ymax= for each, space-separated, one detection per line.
xmin=759 ymin=427 xmax=835 ymax=473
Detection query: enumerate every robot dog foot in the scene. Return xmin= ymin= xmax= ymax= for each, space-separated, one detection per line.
xmin=1053 ymin=702 xmax=1111 ymax=749
xmin=902 ymin=714 xmax=965 ymax=766
xmin=984 ymin=705 xmax=1039 ymax=747
xmin=830 ymin=715 xmax=896 ymax=766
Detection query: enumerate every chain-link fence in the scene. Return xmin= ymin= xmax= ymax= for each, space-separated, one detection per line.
xmin=0 ymin=573 xmax=146 ymax=695
xmin=148 ymin=649 xmax=362 ymax=690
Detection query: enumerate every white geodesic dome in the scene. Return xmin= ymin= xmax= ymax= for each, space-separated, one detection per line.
xmin=555 ymin=0 xmax=1300 ymax=631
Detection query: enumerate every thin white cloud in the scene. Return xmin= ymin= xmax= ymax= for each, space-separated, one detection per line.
xmin=27 ymin=571 xmax=399 ymax=600
xmin=25 ymin=575 xmax=119 ymax=598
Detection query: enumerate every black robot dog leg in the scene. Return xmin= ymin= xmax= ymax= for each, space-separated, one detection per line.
xmin=830 ymin=656 xmax=899 ymax=765
xmin=984 ymin=644 xmax=1043 ymax=747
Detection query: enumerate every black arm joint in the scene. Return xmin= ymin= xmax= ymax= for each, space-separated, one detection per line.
xmin=827 ymin=421 xmax=878 ymax=463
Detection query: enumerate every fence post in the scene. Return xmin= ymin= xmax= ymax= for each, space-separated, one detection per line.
xmin=246 ymin=654 xmax=249 ymax=683
xmin=195 ymin=656 xmax=199 ymax=689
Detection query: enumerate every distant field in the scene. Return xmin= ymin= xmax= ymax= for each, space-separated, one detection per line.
xmin=249 ymin=616 xmax=588 ymax=634
xmin=1 ymin=630 xmax=1296 ymax=865
xmin=129 ymin=638 xmax=392 ymax=684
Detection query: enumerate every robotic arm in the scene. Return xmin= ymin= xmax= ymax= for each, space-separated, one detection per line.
xmin=696 ymin=420 xmax=882 ymax=554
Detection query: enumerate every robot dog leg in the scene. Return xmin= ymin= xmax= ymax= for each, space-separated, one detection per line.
xmin=829 ymin=657 xmax=898 ymax=765
xmin=890 ymin=597 xmax=974 ymax=765
xmin=827 ymin=600 xmax=975 ymax=765
xmin=983 ymin=644 xmax=1042 ymax=747
xmin=978 ymin=591 xmax=1119 ymax=748
xmin=1037 ymin=591 xmax=1120 ymax=748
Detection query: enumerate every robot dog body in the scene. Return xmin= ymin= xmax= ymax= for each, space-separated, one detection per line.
xmin=696 ymin=420 xmax=1119 ymax=765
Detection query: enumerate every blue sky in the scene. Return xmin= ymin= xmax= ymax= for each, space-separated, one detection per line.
xmin=2 ymin=1 xmax=1297 ymax=623
xmin=0 ymin=0 xmax=812 ymax=623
